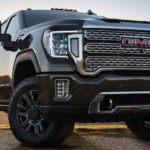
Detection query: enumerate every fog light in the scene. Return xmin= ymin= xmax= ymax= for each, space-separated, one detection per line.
xmin=55 ymin=79 xmax=69 ymax=99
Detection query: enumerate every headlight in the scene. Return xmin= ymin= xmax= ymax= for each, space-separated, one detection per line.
xmin=43 ymin=30 xmax=81 ymax=58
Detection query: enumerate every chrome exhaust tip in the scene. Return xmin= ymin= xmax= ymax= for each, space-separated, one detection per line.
xmin=99 ymin=97 xmax=115 ymax=112
xmin=108 ymin=98 xmax=113 ymax=110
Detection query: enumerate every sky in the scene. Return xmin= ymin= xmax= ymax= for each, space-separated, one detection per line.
xmin=0 ymin=0 xmax=150 ymax=21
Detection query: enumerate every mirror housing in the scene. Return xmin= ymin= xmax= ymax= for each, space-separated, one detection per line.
xmin=0 ymin=34 xmax=11 ymax=42
xmin=0 ymin=21 xmax=17 ymax=51
xmin=0 ymin=21 xmax=32 ymax=51
xmin=3 ymin=41 xmax=18 ymax=51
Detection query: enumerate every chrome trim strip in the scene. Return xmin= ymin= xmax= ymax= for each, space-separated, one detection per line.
xmin=68 ymin=33 xmax=84 ymax=72
xmin=97 ymin=105 xmax=150 ymax=114
xmin=88 ymin=91 xmax=150 ymax=114
xmin=76 ymin=67 xmax=150 ymax=76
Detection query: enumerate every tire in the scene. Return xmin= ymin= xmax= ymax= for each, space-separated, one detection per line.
xmin=8 ymin=77 xmax=74 ymax=147
xmin=126 ymin=119 xmax=150 ymax=140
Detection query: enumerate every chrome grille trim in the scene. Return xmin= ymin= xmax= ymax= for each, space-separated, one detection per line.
xmin=82 ymin=29 xmax=150 ymax=74
xmin=86 ymin=56 xmax=150 ymax=72
xmin=85 ymin=42 xmax=150 ymax=55
xmin=84 ymin=29 xmax=150 ymax=41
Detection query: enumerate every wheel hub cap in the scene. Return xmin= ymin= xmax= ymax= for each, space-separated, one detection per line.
xmin=28 ymin=107 xmax=41 ymax=122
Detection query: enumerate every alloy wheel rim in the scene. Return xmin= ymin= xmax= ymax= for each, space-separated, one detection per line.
xmin=16 ymin=90 xmax=49 ymax=137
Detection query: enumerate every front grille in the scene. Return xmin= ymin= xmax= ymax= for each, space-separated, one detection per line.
xmin=86 ymin=56 xmax=150 ymax=72
xmin=85 ymin=42 xmax=150 ymax=55
xmin=84 ymin=29 xmax=150 ymax=72
xmin=85 ymin=29 xmax=150 ymax=41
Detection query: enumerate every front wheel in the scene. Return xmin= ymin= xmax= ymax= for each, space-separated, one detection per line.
xmin=8 ymin=77 xmax=74 ymax=147
xmin=126 ymin=119 xmax=150 ymax=140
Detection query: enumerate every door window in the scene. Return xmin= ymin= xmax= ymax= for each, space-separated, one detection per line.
xmin=6 ymin=16 xmax=19 ymax=39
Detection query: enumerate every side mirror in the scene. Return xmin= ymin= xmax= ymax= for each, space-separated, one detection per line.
xmin=0 ymin=21 xmax=32 ymax=51
xmin=0 ymin=21 xmax=18 ymax=51
xmin=0 ymin=34 xmax=11 ymax=42
xmin=3 ymin=34 xmax=33 ymax=51
xmin=3 ymin=41 xmax=18 ymax=51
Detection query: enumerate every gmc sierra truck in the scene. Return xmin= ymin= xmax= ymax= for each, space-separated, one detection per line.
xmin=1 ymin=8 xmax=150 ymax=147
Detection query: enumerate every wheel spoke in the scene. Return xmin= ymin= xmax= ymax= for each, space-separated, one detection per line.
xmin=34 ymin=124 xmax=40 ymax=135
xmin=37 ymin=121 xmax=44 ymax=133
xmin=21 ymin=120 xmax=29 ymax=129
xmin=16 ymin=112 xmax=28 ymax=118
xmin=25 ymin=121 xmax=32 ymax=132
xmin=17 ymin=103 xmax=27 ymax=111
xmin=28 ymin=90 xmax=37 ymax=106
xmin=23 ymin=93 xmax=32 ymax=106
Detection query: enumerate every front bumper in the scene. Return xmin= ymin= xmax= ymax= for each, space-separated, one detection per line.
xmin=37 ymin=72 xmax=150 ymax=122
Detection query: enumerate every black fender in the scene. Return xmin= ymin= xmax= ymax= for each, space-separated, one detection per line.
xmin=12 ymin=49 xmax=41 ymax=88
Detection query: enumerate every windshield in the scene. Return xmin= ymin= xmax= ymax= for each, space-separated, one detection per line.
xmin=23 ymin=10 xmax=102 ymax=27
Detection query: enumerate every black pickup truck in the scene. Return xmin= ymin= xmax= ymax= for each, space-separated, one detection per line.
xmin=1 ymin=8 xmax=150 ymax=147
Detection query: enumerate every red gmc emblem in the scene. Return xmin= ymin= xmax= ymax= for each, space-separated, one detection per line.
xmin=122 ymin=38 xmax=150 ymax=48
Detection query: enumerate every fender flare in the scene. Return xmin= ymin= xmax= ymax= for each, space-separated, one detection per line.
xmin=12 ymin=49 xmax=41 ymax=87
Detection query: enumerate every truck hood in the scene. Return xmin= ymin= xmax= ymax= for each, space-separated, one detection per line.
xmin=28 ymin=18 xmax=150 ymax=33
xmin=83 ymin=18 xmax=150 ymax=31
